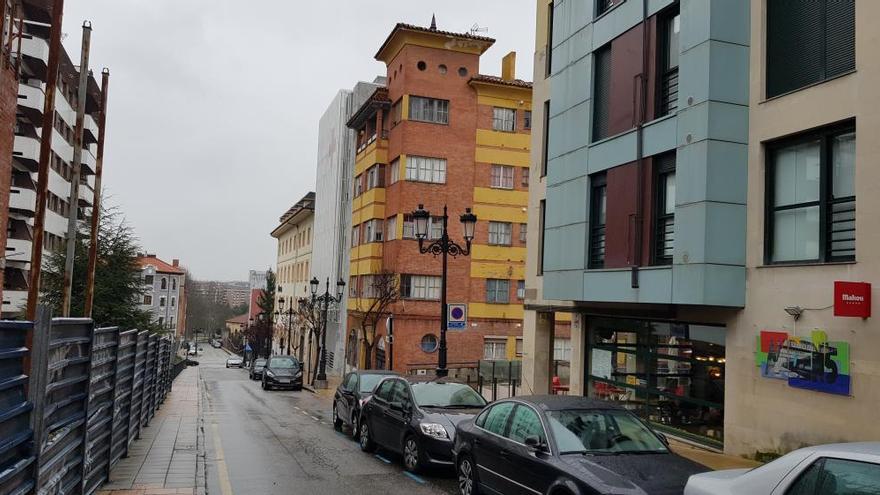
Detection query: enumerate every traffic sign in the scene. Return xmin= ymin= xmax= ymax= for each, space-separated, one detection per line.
xmin=447 ymin=304 xmax=467 ymax=330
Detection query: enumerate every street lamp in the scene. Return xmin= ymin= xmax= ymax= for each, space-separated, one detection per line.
xmin=411 ymin=204 xmax=476 ymax=377
xmin=275 ymin=288 xmax=294 ymax=356
xmin=310 ymin=276 xmax=346 ymax=388
xmin=297 ymin=297 xmax=308 ymax=362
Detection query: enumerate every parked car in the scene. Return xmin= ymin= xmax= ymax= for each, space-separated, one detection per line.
xmin=249 ymin=358 xmax=268 ymax=380
xmin=358 ymin=376 xmax=487 ymax=472
xmin=225 ymin=356 xmax=243 ymax=368
xmin=685 ymin=442 xmax=880 ymax=495
xmin=261 ymin=355 xmax=303 ymax=391
xmin=211 ymin=339 xmax=222 ymax=348
xmin=453 ymin=395 xmax=707 ymax=495
xmin=333 ymin=370 xmax=399 ymax=437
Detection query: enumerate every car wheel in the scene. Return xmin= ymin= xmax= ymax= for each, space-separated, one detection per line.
xmin=261 ymin=380 xmax=267 ymax=390
xmin=359 ymin=421 xmax=376 ymax=452
xmin=403 ymin=436 xmax=421 ymax=473
xmin=350 ymin=411 xmax=360 ymax=440
xmin=458 ymin=455 xmax=479 ymax=495
xmin=333 ymin=403 xmax=343 ymax=430
xmin=225 ymin=364 xmax=229 ymax=368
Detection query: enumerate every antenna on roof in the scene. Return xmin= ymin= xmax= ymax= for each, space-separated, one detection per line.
xmin=470 ymin=23 xmax=489 ymax=36
xmin=430 ymin=14 xmax=437 ymax=30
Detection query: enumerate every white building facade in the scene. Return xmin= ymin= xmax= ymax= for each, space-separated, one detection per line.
xmin=271 ymin=192 xmax=314 ymax=357
xmin=137 ymin=255 xmax=186 ymax=335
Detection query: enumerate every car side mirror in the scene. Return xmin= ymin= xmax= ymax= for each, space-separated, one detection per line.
xmin=524 ymin=435 xmax=547 ymax=452
xmin=656 ymin=432 xmax=669 ymax=446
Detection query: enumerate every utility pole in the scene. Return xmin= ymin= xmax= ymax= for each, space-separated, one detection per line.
xmin=83 ymin=68 xmax=109 ymax=317
xmin=26 ymin=0 xmax=65 ymax=321
xmin=61 ymin=21 xmax=91 ymax=316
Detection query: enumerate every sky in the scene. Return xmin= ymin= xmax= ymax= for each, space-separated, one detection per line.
xmin=60 ymin=0 xmax=536 ymax=281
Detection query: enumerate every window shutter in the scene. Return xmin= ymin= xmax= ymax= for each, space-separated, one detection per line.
xmin=767 ymin=0 xmax=824 ymax=98
xmin=592 ymin=46 xmax=611 ymax=141
xmin=825 ymin=0 xmax=856 ymax=78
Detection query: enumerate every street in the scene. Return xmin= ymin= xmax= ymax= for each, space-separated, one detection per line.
xmin=199 ymin=347 xmax=458 ymax=495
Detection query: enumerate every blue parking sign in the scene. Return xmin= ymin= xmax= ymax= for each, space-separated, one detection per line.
xmin=447 ymin=304 xmax=467 ymax=330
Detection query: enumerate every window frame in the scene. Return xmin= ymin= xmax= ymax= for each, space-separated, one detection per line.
xmin=541 ymin=100 xmax=550 ymax=176
xmin=592 ymin=45 xmax=611 ymax=143
xmin=653 ymin=153 xmax=676 ymax=266
xmin=483 ymin=338 xmax=508 ymax=360
xmin=656 ymin=5 xmax=680 ymax=117
xmin=408 ymin=96 xmax=450 ymax=125
xmin=524 ymin=110 xmax=532 ymax=130
xmin=764 ymin=121 xmax=856 ymax=265
xmin=406 ymin=155 xmax=447 ymax=184
xmin=589 ymin=173 xmax=608 ymax=269
xmin=490 ymin=164 xmax=515 ymax=189
xmin=492 ymin=107 xmax=516 ymax=132
xmin=488 ymin=221 xmax=513 ymax=246
xmin=486 ymin=279 xmax=510 ymax=304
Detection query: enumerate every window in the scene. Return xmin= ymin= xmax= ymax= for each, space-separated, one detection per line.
xmin=519 ymin=223 xmax=528 ymax=243
xmin=492 ymin=107 xmax=516 ymax=132
xmin=486 ymin=279 xmax=510 ymax=304
xmin=516 ymin=338 xmax=523 ymax=357
xmin=592 ymin=45 xmax=611 ymax=142
xmin=409 ymin=96 xmax=449 ymax=124
xmin=483 ymin=338 xmax=507 ymax=360
xmin=144 ymin=275 xmax=154 ymax=285
xmin=420 ymin=334 xmax=438 ymax=353
xmin=374 ymin=379 xmax=395 ymax=401
xmin=589 ymin=173 xmax=607 ymax=269
xmin=541 ymin=100 xmax=550 ymax=176
xmin=354 ymin=174 xmax=364 ymax=196
xmin=546 ymin=2 xmax=554 ymax=77
xmin=402 ymin=214 xmax=415 ymax=239
xmin=516 ymin=280 xmax=525 ymax=299
xmin=349 ymin=276 xmax=358 ymax=297
xmin=654 ymin=153 xmax=676 ymax=265
xmin=406 ymin=156 xmax=447 ymax=184
xmin=766 ymin=124 xmax=855 ymax=263
xmin=169 ymin=317 xmax=174 ymax=328
xmin=159 ymin=296 xmax=166 ymax=307
xmin=171 ymin=297 xmax=176 ymax=307
xmin=785 ymin=458 xmax=880 ymax=495
xmin=160 ymin=277 xmax=167 ymax=290
xmin=554 ymin=338 xmax=572 ymax=361
xmin=767 ymin=0 xmax=855 ymax=98
xmin=658 ymin=8 xmax=680 ymax=116
xmin=522 ymin=168 xmax=530 ymax=187
xmin=158 ymin=317 xmax=164 ymax=327
xmin=417 ymin=60 xmax=426 ymax=71
xmin=480 ymin=402 xmax=514 ymax=434
xmin=386 ymin=215 xmax=397 ymax=241
xmin=524 ymin=110 xmax=532 ymax=130
xmin=458 ymin=67 xmax=468 ymax=77
xmin=508 ymin=405 xmax=546 ymax=445
xmin=488 ymin=222 xmax=512 ymax=246
xmin=351 ymin=225 xmax=360 ymax=247
xmin=597 ymin=0 xmax=618 ymax=16
xmin=490 ymin=165 xmax=515 ymax=189
xmin=538 ymin=200 xmax=546 ymax=275
xmin=438 ymin=64 xmax=447 ymax=75
xmin=365 ymin=219 xmax=383 ymax=243
xmin=391 ymin=99 xmax=402 ymax=125
xmin=366 ymin=164 xmax=385 ymax=190
xmin=143 ymin=295 xmax=152 ymax=305
xmin=389 ymin=158 xmax=400 ymax=184
xmin=429 ymin=216 xmax=444 ymax=240
xmin=400 ymin=275 xmax=441 ymax=300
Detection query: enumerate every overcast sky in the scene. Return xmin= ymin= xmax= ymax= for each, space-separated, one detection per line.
xmin=60 ymin=0 xmax=536 ymax=281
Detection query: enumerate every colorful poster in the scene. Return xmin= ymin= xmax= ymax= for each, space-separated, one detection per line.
xmin=755 ymin=330 xmax=851 ymax=396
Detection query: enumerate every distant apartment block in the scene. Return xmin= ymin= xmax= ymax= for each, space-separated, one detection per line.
xmin=137 ymin=254 xmax=186 ymax=335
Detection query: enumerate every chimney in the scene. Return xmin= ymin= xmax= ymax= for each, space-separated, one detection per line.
xmin=172 ymin=259 xmax=179 ymax=267
xmin=501 ymin=52 xmax=516 ymax=81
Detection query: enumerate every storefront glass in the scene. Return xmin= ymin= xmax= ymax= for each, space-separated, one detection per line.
xmin=587 ymin=317 xmax=725 ymax=446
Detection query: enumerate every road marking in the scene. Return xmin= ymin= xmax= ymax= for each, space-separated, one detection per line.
xmin=311 ymin=416 xmax=321 ymax=421
xmin=403 ymin=471 xmax=426 ymax=484
xmin=210 ymin=422 xmax=234 ymax=495
xmin=294 ymin=406 xmax=300 ymax=410
xmin=374 ymin=454 xmax=392 ymax=464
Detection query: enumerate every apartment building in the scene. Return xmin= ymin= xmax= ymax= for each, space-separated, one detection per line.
xmin=525 ymin=0 xmax=874 ymax=457
xmin=246 ymin=269 xmax=267 ymax=320
xmin=4 ymin=2 xmax=103 ymax=316
xmin=346 ymin=21 xmax=532 ymax=373
xmin=271 ymin=192 xmax=314 ymax=356
xmin=137 ymin=254 xmax=186 ymax=335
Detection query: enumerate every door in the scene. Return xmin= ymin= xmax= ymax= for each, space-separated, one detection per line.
xmin=337 ymin=373 xmax=357 ymax=425
xmin=497 ymin=404 xmax=553 ymax=495
xmin=384 ymin=380 xmax=413 ymax=452
xmin=774 ymin=456 xmax=880 ymax=494
xmin=365 ymin=379 xmax=395 ymax=445
xmin=471 ymin=402 xmax=515 ymax=494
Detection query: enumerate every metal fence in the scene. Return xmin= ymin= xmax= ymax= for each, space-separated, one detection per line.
xmin=0 ymin=310 xmax=180 ymax=495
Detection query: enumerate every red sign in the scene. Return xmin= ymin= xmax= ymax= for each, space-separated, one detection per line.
xmin=834 ymin=281 xmax=871 ymax=318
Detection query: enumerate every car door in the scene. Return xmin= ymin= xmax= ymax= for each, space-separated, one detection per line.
xmin=384 ymin=380 xmax=413 ymax=452
xmin=471 ymin=401 xmax=515 ymax=495
xmin=497 ymin=404 xmax=555 ymax=495
xmin=366 ymin=379 xmax=395 ymax=445
xmin=773 ymin=455 xmax=880 ymax=494
xmin=336 ymin=373 xmax=355 ymax=424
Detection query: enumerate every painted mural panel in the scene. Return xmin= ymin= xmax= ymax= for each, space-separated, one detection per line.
xmin=755 ymin=330 xmax=851 ymax=396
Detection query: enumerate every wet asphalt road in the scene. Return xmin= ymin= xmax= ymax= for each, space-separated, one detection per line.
xmin=198 ymin=347 xmax=459 ymax=495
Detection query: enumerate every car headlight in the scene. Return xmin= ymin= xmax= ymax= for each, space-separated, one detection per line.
xmin=295 ymin=370 xmax=303 ymax=378
xmin=265 ymin=370 xmax=275 ymax=378
xmin=420 ymin=423 xmax=450 ymax=440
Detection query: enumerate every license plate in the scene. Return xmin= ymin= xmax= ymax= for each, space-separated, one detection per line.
xmin=280 ymin=379 xmax=291 ymax=384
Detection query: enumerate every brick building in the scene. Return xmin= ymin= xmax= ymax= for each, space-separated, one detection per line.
xmin=346 ymin=21 xmax=532 ymax=374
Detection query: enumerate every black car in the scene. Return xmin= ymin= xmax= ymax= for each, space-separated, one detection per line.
xmin=249 ymin=358 xmax=267 ymax=380
xmin=453 ymin=395 xmax=708 ymax=495
xmin=358 ymin=376 xmax=488 ymax=472
xmin=333 ymin=370 xmax=399 ymax=437
xmin=261 ymin=356 xmax=303 ymax=391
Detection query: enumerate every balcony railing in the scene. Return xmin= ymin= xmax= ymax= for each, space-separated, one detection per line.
xmin=589 ymin=225 xmax=606 ymax=269
xmin=655 ymin=216 xmax=674 ymax=265
xmin=828 ymin=198 xmax=856 ymax=261
xmin=659 ymin=67 xmax=679 ymax=116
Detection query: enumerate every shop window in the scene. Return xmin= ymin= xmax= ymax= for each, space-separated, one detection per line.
xmin=657 ymin=6 xmax=680 ymax=116
xmin=654 ymin=153 xmax=676 ymax=265
xmin=589 ymin=173 xmax=607 ymax=269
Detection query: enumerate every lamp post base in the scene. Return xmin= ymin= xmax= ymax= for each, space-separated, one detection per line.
xmin=435 ymin=368 xmax=448 ymax=378
xmin=313 ymin=378 xmax=329 ymax=389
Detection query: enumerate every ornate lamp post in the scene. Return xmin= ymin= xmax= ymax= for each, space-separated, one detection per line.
xmin=297 ymin=297 xmax=309 ymax=362
xmin=411 ymin=204 xmax=477 ymax=377
xmin=310 ymin=276 xmax=346 ymax=388
xmin=275 ymin=289 xmax=295 ymax=355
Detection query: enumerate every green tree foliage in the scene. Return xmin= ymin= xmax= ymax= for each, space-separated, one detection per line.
xmin=256 ymin=269 xmax=276 ymax=358
xmin=40 ymin=204 xmax=159 ymax=331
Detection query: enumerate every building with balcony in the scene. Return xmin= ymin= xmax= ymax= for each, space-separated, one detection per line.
xmin=271 ymin=192 xmax=314 ymax=357
xmin=524 ymin=0 xmax=874 ymax=457
xmin=2 ymin=1 xmax=104 ymax=316
xmin=312 ymin=78 xmax=385 ymax=377
xmin=137 ymin=255 xmax=187 ymax=335
xmin=345 ymin=21 xmax=532 ymax=374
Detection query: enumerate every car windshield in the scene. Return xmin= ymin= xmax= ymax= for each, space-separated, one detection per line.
xmin=548 ymin=409 xmax=668 ymax=455
xmin=411 ymin=382 xmax=487 ymax=408
xmin=254 ymin=359 xmax=266 ymax=366
xmin=359 ymin=374 xmax=388 ymax=393
xmin=268 ymin=357 xmax=298 ymax=369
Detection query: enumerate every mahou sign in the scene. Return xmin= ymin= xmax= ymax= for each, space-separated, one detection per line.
xmin=834 ymin=281 xmax=872 ymax=318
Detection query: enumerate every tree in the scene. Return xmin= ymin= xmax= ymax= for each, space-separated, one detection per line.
xmin=294 ymin=296 xmax=321 ymax=384
xmin=40 ymin=204 xmax=158 ymax=331
xmin=350 ymin=271 xmax=399 ymax=370
xmin=256 ymin=269 xmax=276 ymax=358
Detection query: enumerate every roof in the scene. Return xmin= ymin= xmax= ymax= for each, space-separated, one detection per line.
xmin=346 ymin=86 xmax=391 ymax=129
xmin=469 ymin=74 xmax=533 ymax=90
xmin=271 ymin=192 xmax=315 ymax=238
xmin=375 ymin=22 xmax=495 ymax=62
xmin=226 ymin=313 xmax=249 ymax=325
xmin=137 ymin=255 xmax=185 ymax=275
xmin=503 ymin=395 xmax=623 ymax=411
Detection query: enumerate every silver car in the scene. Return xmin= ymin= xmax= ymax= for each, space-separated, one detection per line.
xmin=225 ymin=356 xmax=243 ymax=368
xmin=685 ymin=442 xmax=880 ymax=495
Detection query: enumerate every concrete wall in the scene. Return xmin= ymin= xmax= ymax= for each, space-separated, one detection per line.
xmin=723 ymin=0 xmax=880 ymax=457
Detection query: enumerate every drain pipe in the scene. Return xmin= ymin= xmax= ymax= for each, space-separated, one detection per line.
xmin=632 ymin=0 xmax=649 ymax=289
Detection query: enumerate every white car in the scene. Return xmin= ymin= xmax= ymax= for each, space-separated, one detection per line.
xmin=225 ymin=356 xmax=243 ymax=368
xmin=685 ymin=442 xmax=880 ymax=495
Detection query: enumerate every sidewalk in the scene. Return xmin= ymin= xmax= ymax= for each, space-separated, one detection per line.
xmin=670 ymin=438 xmax=761 ymax=470
xmin=97 ymin=366 xmax=205 ymax=495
